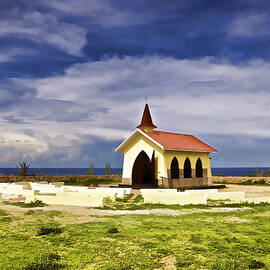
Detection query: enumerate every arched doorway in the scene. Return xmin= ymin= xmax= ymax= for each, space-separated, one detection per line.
xmin=196 ymin=158 xmax=203 ymax=178
xmin=184 ymin=157 xmax=192 ymax=178
xmin=170 ymin=157 xmax=179 ymax=179
xmin=132 ymin=151 xmax=152 ymax=186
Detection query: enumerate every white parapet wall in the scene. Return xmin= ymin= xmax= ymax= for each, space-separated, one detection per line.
xmin=25 ymin=192 xmax=105 ymax=207
xmin=141 ymin=189 xmax=207 ymax=205
xmin=184 ymin=189 xmax=218 ymax=196
xmin=30 ymin=182 xmax=65 ymax=194
xmin=140 ymin=189 xmax=248 ymax=205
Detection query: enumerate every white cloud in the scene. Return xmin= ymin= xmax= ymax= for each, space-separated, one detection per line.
xmin=43 ymin=0 xmax=146 ymax=27
xmin=0 ymin=12 xmax=86 ymax=55
xmin=3 ymin=56 xmax=270 ymax=165
xmin=0 ymin=48 xmax=36 ymax=63
xmin=229 ymin=13 xmax=270 ymax=37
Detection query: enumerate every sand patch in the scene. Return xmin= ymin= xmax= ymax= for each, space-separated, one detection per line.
xmin=156 ymin=255 xmax=176 ymax=270
xmin=255 ymin=211 xmax=270 ymax=217
xmin=0 ymin=203 xmax=254 ymax=218
xmin=222 ymin=185 xmax=270 ymax=198
xmin=54 ymin=216 xmax=106 ymax=224
xmin=225 ymin=217 xmax=249 ymax=223
xmin=202 ymin=207 xmax=251 ymax=213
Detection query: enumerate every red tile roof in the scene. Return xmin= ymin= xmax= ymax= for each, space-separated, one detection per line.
xmin=142 ymin=130 xmax=217 ymax=152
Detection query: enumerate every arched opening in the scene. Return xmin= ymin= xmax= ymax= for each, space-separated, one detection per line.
xmin=196 ymin=158 xmax=203 ymax=178
xmin=170 ymin=157 xmax=179 ymax=179
xmin=184 ymin=157 xmax=192 ymax=178
xmin=132 ymin=151 xmax=152 ymax=186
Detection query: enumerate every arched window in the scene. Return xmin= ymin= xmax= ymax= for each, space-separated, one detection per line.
xmin=170 ymin=157 xmax=179 ymax=179
xmin=196 ymin=158 xmax=203 ymax=178
xmin=184 ymin=157 xmax=192 ymax=178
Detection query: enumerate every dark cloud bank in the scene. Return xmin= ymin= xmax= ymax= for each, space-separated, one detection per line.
xmin=0 ymin=0 xmax=270 ymax=167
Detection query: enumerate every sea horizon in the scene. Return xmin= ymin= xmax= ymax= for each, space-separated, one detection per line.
xmin=0 ymin=167 xmax=269 ymax=177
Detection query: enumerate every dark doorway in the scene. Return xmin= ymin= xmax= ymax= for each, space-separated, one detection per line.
xmin=170 ymin=157 xmax=179 ymax=179
xmin=196 ymin=158 xmax=203 ymax=178
xmin=132 ymin=151 xmax=152 ymax=186
xmin=184 ymin=157 xmax=192 ymax=178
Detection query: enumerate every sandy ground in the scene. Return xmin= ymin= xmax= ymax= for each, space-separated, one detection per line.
xmin=220 ymin=184 xmax=270 ymax=197
xmin=0 ymin=203 xmax=252 ymax=218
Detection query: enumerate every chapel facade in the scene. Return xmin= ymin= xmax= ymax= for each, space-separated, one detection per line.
xmin=115 ymin=104 xmax=217 ymax=189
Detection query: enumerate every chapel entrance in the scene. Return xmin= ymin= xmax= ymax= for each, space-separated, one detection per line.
xmin=132 ymin=151 xmax=153 ymax=186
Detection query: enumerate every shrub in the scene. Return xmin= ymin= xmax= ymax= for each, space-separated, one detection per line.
xmin=23 ymin=253 xmax=63 ymax=270
xmin=86 ymin=162 xmax=95 ymax=176
xmin=37 ymin=224 xmax=63 ymax=236
xmin=108 ymin=227 xmax=119 ymax=234
xmin=105 ymin=162 xmax=111 ymax=177
xmin=248 ymin=259 xmax=265 ymax=269
xmin=4 ymin=199 xmax=46 ymax=208
xmin=17 ymin=161 xmax=30 ymax=176
xmin=25 ymin=200 xmax=46 ymax=208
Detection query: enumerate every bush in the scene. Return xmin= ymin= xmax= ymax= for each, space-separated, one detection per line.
xmin=86 ymin=162 xmax=95 ymax=176
xmin=108 ymin=227 xmax=119 ymax=234
xmin=37 ymin=225 xmax=63 ymax=236
xmin=4 ymin=200 xmax=46 ymax=208
xmin=105 ymin=162 xmax=111 ymax=177
xmin=248 ymin=259 xmax=265 ymax=269
xmin=23 ymin=253 xmax=64 ymax=270
xmin=17 ymin=161 xmax=30 ymax=176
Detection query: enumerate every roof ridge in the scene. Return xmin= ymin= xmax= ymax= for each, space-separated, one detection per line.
xmin=150 ymin=130 xmax=194 ymax=136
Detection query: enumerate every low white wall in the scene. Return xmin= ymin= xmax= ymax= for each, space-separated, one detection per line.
xmin=140 ymin=189 xmax=248 ymax=205
xmin=185 ymin=189 xmax=218 ymax=195
xmin=25 ymin=192 xmax=105 ymax=207
xmin=142 ymin=191 xmax=207 ymax=205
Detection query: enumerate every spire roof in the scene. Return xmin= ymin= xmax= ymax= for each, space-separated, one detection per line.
xmin=136 ymin=103 xmax=157 ymax=129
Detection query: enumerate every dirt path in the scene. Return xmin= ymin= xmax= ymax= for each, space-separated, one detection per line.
xmin=221 ymin=184 xmax=270 ymax=197
xmin=0 ymin=203 xmax=252 ymax=217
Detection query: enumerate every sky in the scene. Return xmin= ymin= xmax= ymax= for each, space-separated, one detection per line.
xmin=0 ymin=0 xmax=270 ymax=168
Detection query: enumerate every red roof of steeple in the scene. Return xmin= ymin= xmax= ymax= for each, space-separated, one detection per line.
xmin=136 ymin=103 xmax=157 ymax=129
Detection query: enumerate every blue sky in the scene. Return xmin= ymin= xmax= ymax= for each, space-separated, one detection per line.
xmin=1 ymin=0 xmax=270 ymax=168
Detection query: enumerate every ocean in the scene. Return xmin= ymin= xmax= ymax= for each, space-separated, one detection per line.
xmin=0 ymin=167 xmax=268 ymax=176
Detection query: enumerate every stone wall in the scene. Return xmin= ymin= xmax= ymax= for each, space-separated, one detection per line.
xmin=0 ymin=174 xmax=122 ymax=183
xmin=212 ymin=176 xmax=270 ymax=184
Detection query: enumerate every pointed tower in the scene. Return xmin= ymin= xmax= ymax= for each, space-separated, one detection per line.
xmin=136 ymin=103 xmax=157 ymax=132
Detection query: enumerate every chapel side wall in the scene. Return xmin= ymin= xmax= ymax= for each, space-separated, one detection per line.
xmin=121 ymin=133 xmax=165 ymax=185
xmin=163 ymin=151 xmax=212 ymax=187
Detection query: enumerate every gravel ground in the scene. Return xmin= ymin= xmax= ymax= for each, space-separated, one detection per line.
xmin=220 ymin=184 xmax=270 ymax=197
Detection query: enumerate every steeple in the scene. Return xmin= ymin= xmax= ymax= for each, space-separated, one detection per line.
xmin=136 ymin=103 xmax=157 ymax=131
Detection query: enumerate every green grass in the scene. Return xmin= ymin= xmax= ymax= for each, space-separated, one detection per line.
xmin=96 ymin=193 xmax=270 ymax=210
xmin=0 ymin=203 xmax=269 ymax=269
xmin=237 ymin=179 xmax=270 ymax=186
xmin=214 ymin=179 xmax=270 ymax=186
xmin=3 ymin=199 xmax=46 ymax=208
xmin=64 ymin=176 xmax=121 ymax=187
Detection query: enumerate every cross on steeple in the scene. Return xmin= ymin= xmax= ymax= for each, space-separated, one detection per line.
xmin=144 ymin=97 xmax=148 ymax=104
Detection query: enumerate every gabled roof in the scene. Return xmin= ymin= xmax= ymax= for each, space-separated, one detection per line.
xmin=143 ymin=130 xmax=217 ymax=152
xmin=136 ymin=103 xmax=157 ymax=129
xmin=115 ymin=128 xmax=217 ymax=153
